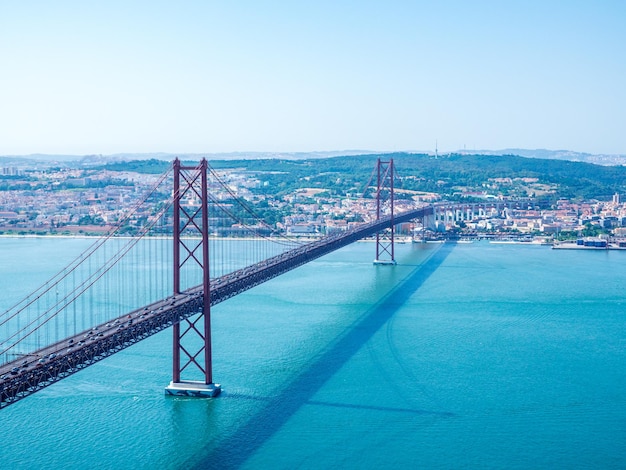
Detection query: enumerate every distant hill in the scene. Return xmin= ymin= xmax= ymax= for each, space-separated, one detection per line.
xmin=2 ymin=148 xmax=625 ymax=166
xmin=1 ymin=150 xmax=376 ymax=167
xmin=4 ymin=151 xmax=626 ymax=201
xmin=91 ymin=152 xmax=626 ymax=202
xmin=458 ymin=148 xmax=626 ymax=166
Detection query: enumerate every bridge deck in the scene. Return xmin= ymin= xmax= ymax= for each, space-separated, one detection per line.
xmin=0 ymin=206 xmax=432 ymax=408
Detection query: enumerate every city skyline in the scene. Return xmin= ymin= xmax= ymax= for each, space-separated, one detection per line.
xmin=1 ymin=1 xmax=625 ymax=156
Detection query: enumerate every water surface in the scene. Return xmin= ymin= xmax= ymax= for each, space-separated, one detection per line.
xmin=1 ymin=238 xmax=625 ymax=469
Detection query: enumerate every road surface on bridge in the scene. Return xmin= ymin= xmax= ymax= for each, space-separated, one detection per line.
xmin=0 ymin=205 xmax=432 ymax=408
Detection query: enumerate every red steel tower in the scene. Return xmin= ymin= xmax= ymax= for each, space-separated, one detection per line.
xmin=373 ymin=158 xmax=397 ymax=265
xmin=165 ymin=158 xmax=220 ymax=397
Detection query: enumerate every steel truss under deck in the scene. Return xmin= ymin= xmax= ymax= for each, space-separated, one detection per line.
xmin=1 ymin=150 xmax=435 ymax=408
xmin=0 ymin=205 xmax=432 ymax=408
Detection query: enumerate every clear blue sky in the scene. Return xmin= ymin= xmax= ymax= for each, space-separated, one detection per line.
xmin=1 ymin=1 xmax=624 ymax=155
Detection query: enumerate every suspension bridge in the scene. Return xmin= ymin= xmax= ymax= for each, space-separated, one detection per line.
xmin=0 ymin=158 xmax=441 ymax=408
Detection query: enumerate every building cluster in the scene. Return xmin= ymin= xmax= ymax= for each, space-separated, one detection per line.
xmin=0 ymin=169 xmax=164 ymax=234
xmin=504 ymin=195 xmax=626 ymax=236
xmin=1 ymin=164 xmax=625 ymax=240
xmin=1 ymin=166 xmax=24 ymax=176
xmin=432 ymin=194 xmax=626 ymax=238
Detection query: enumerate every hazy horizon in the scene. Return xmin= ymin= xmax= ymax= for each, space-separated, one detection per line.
xmin=3 ymin=147 xmax=626 ymax=169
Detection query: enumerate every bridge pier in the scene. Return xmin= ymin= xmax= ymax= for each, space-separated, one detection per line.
xmin=165 ymin=380 xmax=221 ymax=398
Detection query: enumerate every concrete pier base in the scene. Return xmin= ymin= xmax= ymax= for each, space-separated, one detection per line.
xmin=165 ymin=380 xmax=221 ymax=398
xmin=373 ymin=259 xmax=397 ymax=265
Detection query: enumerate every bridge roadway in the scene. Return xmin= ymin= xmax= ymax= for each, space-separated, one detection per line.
xmin=0 ymin=205 xmax=432 ymax=408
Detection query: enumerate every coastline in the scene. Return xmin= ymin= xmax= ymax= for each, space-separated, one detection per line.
xmin=0 ymin=233 xmax=342 ymax=242
xmin=4 ymin=233 xmax=625 ymax=250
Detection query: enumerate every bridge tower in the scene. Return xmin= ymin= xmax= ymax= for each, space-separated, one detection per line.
xmin=373 ymin=158 xmax=397 ymax=265
xmin=165 ymin=158 xmax=221 ymax=398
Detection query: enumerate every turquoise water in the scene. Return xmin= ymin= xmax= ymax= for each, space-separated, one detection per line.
xmin=1 ymin=238 xmax=625 ymax=469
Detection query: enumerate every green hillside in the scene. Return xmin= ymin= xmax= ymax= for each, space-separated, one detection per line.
xmin=100 ymin=153 xmax=626 ymax=202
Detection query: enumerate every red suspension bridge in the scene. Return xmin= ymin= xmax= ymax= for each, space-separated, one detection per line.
xmin=0 ymin=158 xmax=431 ymax=408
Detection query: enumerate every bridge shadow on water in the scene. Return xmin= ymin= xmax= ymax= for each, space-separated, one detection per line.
xmin=194 ymin=242 xmax=457 ymax=469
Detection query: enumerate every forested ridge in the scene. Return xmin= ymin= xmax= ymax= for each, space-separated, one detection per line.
xmin=98 ymin=153 xmax=626 ymax=201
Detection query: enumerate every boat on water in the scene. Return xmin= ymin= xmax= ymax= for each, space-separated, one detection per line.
xmin=412 ymin=237 xmax=445 ymax=243
xmin=490 ymin=237 xmax=534 ymax=245
xmin=553 ymin=237 xmax=608 ymax=250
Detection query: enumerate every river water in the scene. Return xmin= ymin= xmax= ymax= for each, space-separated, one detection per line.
xmin=1 ymin=237 xmax=625 ymax=469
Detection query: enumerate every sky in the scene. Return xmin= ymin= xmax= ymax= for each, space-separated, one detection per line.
xmin=1 ymin=1 xmax=625 ymax=156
